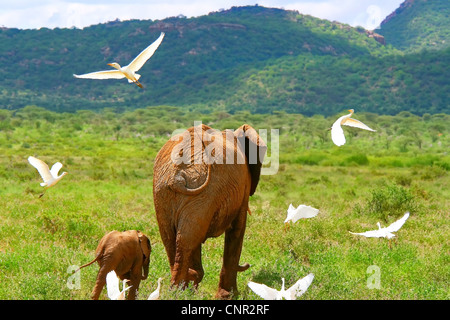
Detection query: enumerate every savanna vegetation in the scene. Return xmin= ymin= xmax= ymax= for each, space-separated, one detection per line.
xmin=0 ymin=106 xmax=448 ymax=299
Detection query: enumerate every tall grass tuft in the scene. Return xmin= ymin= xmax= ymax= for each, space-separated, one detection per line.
xmin=361 ymin=183 xmax=418 ymax=221
xmin=343 ymin=154 xmax=369 ymax=166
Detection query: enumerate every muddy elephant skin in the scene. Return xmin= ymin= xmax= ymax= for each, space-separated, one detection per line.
xmin=153 ymin=123 xmax=266 ymax=299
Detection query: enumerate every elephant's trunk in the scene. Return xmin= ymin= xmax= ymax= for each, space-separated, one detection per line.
xmin=142 ymin=257 xmax=150 ymax=280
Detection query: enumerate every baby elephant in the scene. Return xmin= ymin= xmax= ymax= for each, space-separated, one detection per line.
xmin=77 ymin=230 xmax=151 ymax=300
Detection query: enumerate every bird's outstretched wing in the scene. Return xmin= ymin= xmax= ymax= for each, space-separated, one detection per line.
xmin=28 ymin=156 xmax=52 ymax=182
xmin=386 ymin=212 xmax=410 ymax=232
xmin=248 ymin=281 xmax=279 ymax=300
xmin=74 ymin=70 xmax=125 ymax=80
xmin=285 ymin=204 xmax=319 ymax=223
xmin=349 ymin=230 xmax=384 ymax=238
xmin=296 ymin=205 xmax=319 ymax=219
xmin=285 ymin=273 xmax=314 ymax=300
xmin=342 ymin=118 xmax=376 ymax=132
xmin=106 ymin=271 xmax=121 ymax=300
xmin=127 ymin=32 xmax=165 ymax=72
xmin=50 ymin=162 xmax=63 ymax=178
xmin=288 ymin=203 xmax=295 ymax=212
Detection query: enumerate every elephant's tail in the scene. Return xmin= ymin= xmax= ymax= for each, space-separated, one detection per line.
xmin=169 ymin=164 xmax=211 ymax=196
xmin=73 ymin=256 xmax=99 ymax=273
xmin=237 ymin=263 xmax=250 ymax=272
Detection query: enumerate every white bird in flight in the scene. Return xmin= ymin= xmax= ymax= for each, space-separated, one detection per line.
xmin=331 ymin=109 xmax=376 ymax=146
xmin=74 ymin=32 xmax=165 ymax=88
xmin=285 ymin=203 xmax=319 ymax=224
xmin=248 ymin=273 xmax=314 ymax=300
xmin=28 ymin=156 xmax=68 ymax=197
xmin=147 ymin=277 xmax=164 ymax=300
xmin=106 ymin=270 xmax=131 ymax=300
xmin=349 ymin=212 xmax=410 ymax=239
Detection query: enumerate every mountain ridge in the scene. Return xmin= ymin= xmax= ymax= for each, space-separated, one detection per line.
xmin=0 ymin=4 xmax=448 ymax=116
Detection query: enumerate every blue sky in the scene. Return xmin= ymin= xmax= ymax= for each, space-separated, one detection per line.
xmin=0 ymin=0 xmax=404 ymax=30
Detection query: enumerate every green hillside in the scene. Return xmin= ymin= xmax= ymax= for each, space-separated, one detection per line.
xmin=0 ymin=5 xmax=448 ymax=115
xmin=377 ymin=0 xmax=450 ymax=52
xmin=198 ymin=47 xmax=449 ymax=115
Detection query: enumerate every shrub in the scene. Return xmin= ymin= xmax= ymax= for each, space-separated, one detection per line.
xmin=394 ymin=174 xmax=412 ymax=186
xmin=294 ymin=152 xmax=326 ymax=165
xmin=363 ymin=183 xmax=417 ymax=221
xmin=435 ymin=160 xmax=450 ymax=171
xmin=343 ymin=154 xmax=369 ymax=166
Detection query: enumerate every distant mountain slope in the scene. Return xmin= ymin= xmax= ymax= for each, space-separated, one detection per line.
xmin=216 ymin=47 xmax=450 ymax=116
xmin=0 ymin=5 xmax=448 ymax=115
xmin=378 ymin=0 xmax=450 ymax=51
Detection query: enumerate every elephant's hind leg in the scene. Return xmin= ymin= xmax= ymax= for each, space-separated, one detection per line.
xmin=216 ymin=205 xmax=249 ymax=299
xmin=171 ymin=252 xmax=198 ymax=289
xmin=171 ymin=231 xmax=202 ymax=289
xmin=191 ymin=245 xmax=204 ymax=288
xmin=156 ymin=215 xmax=177 ymax=277
xmin=91 ymin=265 xmax=110 ymax=300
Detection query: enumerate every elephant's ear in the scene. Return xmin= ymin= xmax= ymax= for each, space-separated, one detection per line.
xmin=138 ymin=231 xmax=151 ymax=258
xmin=235 ymin=124 xmax=267 ymax=196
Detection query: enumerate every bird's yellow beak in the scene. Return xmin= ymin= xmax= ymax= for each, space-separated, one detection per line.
xmin=348 ymin=109 xmax=354 ymax=113
xmin=107 ymin=63 xmax=114 ymax=67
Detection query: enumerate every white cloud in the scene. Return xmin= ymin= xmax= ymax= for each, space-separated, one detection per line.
xmin=0 ymin=0 xmax=404 ymax=30
xmin=281 ymin=0 xmax=359 ymax=22
xmin=0 ymin=1 xmax=248 ymax=29
xmin=274 ymin=0 xmax=402 ymax=29
xmin=0 ymin=2 xmax=105 ymax=29
xmin=365 ymin=5 xmax=383 ymax=30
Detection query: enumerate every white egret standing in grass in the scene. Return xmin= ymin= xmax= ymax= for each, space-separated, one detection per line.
xmin=74 ymin=32 xmax=165 ymax=88
xmin=349 ymin=212 xmax=410 ymax=247
xmin=147 ymin=277 xmax=164 ymax=300
xmin=28 ymin=156 xmax=68 ymax=197
xmin=331 ymin=109 xmax=376 ymax=146
xmin=284 ymin=204 xmax=319 ymax=231
xmin=106 ymin=270 xmax=131 ymax=300
xmin=248 ymin=273 xmax=314 ymax=300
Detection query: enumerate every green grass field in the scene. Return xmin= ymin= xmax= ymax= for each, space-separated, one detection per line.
xmin=0 ymin=106 xmax=448 ymax=299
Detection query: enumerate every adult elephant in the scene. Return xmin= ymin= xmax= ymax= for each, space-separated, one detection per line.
xmin=153 ymin=123 xmax=266 ymax=299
